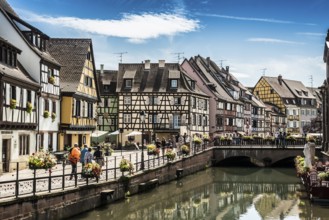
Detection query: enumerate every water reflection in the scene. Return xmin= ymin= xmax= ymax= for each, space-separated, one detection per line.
xmin=72 ymin=168 xmax=329 ymax=220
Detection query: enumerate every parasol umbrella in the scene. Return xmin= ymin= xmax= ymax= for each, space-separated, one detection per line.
xmin=108 ymin=130 xmax=120 ymax=136
xmin=126 ymin=131 xmax=142 ymax=136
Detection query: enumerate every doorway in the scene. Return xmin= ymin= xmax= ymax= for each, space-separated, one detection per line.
xmin=2 ymin=139 xmax=11 ymax=172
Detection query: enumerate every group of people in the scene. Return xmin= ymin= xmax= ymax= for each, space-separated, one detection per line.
xmin=274 ymin=131 xmax=287 ymax=148
xmin=68 ymin=143 xmax=104 ymax=180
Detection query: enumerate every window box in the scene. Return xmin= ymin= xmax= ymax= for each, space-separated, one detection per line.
xmin=43 ymin=111 xmax=50 ymax=118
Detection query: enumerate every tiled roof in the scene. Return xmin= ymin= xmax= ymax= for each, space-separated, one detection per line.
xmin=116 ymin=61 xmax=207 ymax=96
xmin=0 ymin=0 xmax=19 ymax=17
xmin=0 ymin=61 xmax=39 ymax=88
xmin=47 ymin=38 xmax=92 ymax=93
xmin=284 ymin=79 xmax=315 ymax=99
xmin=263 ymin=76 xmax=295 ymax=98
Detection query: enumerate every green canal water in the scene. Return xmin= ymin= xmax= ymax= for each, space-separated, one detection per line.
xmin=72 ymin=167 xmax=329 ymax=220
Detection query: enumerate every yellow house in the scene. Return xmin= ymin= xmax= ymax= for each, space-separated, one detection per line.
xmin=48 ymin=38 xmax=100 ymax=150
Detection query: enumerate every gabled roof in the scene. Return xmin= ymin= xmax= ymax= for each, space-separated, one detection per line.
xmin=47 ymin=38 xmax=93 ymax=93
xmin=262 ymin=76 xmax=295 ymax=98
xmin=116 ymin=61 xmax=207 ymax=96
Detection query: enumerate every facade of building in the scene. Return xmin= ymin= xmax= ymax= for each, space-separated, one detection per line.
xmin=116 ymin=60 xmax=209 ymax=145
xmin=254 ymin=75 xmax=317 ymax=135
xmin=321 ymin=29 xmax=329 ymax=152
xmin=0 ymin=37 xmax=40 ymax=173
xmin=0 ymin=1 xmax=61 ymax=153
xmin=47 ymin=38 xmax=100 ymax=150
xmin=96 ymin=66 xmax=119 ymax=144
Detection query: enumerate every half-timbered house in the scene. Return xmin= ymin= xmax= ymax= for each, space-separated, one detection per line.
xmin=0 ymin=1 xmax=61 ymax=152
xmin=96 ymin=66 xmax=118 ymax=144
xmin=47 ymin=38 xmax=100 ymax=150
xmin=321 ymin=29 xmax=329 ymax=152
xmin=117 ymin=60 xmax=209 ymax=145
xmin=0 ymin=36 xmax=39 ymax=173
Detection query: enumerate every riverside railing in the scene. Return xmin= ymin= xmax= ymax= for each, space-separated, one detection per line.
xmin=0 ymin=144 xmax=209 ymax=200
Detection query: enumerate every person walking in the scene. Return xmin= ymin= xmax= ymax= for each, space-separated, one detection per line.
xmin=94 ymin=146 xmax=104 ymax=167
xmin=80 ymin=145 xmax=88 ymax=167
xmin=84 ymin=148 xmax=93 ymax=164
xmin=303 ymin=136 xmax=316 ymax=169
xmin=69 ymin=143 xmax=81 ymax=180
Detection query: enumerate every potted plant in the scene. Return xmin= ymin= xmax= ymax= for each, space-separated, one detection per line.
xmin=51 ymin=112 xmax=56 ymax=121
xmin=147 ymin=144 xmax=159 ymax=155
xmin=181 ymin=145 xmax=190 ymax=155
xmin=203 ymin=134 xmax=210 ymax=142
xmin=48 ymin=76 xmax=55 ymax=84
xmin=165 ymin=149 xmax=176 ymax=161
xmin=26 ymin=102 xmax=33 ymax=113
xmin=119 ymin=158 xmax=134 ymax=173
xmin=10 ymin=99 xmax=16 ymax=109
xmin=318 ymin=171 xmax=329 ymax=181
xmin=43 ymin=110 xmax=50 ymax=118
xmin=28 ymin=151 xmax=57 ymax=170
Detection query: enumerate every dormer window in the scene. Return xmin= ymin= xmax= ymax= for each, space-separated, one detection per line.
xmin=125 ymin=79 xmax=132 ymax=88
xmin=171 ymin=79 xmax=178 ymax=88
xmin=302 ymin=90 xmax=308 ymax=96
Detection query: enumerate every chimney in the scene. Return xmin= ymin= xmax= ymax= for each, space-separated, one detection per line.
xmin=145 ymin=60 xmax=150 ymax=70
xmin=278 ymin=74 xmax=283 ymax=85
xmin=159 ymin=60 xmax=165 ymax=68
xmin=206 ymin=57 xmax=210 ymax=67
xmin=100 ymin=64 xmax=104 ymax=76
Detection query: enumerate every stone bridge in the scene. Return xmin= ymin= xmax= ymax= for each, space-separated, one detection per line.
xmin=212 ymin=146 xmax=323 ymax=167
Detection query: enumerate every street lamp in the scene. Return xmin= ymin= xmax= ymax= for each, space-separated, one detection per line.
xmin=140 ymin=111 xmax=146 ymax=170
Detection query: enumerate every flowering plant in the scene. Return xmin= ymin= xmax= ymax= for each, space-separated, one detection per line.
xmin=203 ymin=134 xmax=210 ymax=141
xmin=10 ymin=99 xmax=16 ymax=109
xmin=120 ymin=158 xmax=134 ymax=172
xmin=82 ymin=161 xmax=102 ymax=178
xmin=193 ymin=136 xmax=202 ymax=144
xmin=43 ymin=111 xmax=50 ymax=118
xmin=51 ymin=112 xmax=56 ymax=121
xmin=28 ymin=151 xmax=57 ymax=170
xmin=181 ymin=145 xmax=190 ymax=155
xmin=26 ymin=102 xmax=33 ymax=113
xmin=147 ymin=144 xmax=160 ymax=155
xmin=165 ymin=149 xmax=176 ymax=161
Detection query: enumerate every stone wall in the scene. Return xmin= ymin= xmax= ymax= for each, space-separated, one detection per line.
xmin=0 ymin=150 xmax=213 ymax=220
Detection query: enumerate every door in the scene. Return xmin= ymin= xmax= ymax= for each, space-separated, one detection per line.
xmin=2 ymin=139 xmax=10 ymax=172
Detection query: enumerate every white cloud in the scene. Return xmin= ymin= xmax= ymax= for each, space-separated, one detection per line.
xmin=196 ymin=13 xmax=316 ymax=26
xmin=296 ymin=32 xmax=326 ymax=37
xmin=19 ymin=10 xmax=199 ymax=43
xmin=247 ymin=38 xmax=304 ymax=45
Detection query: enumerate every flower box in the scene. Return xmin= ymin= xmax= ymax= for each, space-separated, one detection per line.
xmin=119 ymin=158 xmax=134 ymax=173
xmin=10 ymin=99 xmax=16 ymax=109
xmin=48 ymin=76 xmax=55 ymax=84
xmin=193 ymin=136 xmax=202 ymax=144
xmin=82 ymin=162 xmax=102 ymax=178
xmin=181 ymin=145 xmax=190 ymax=155
xmin=28 ymin=151 xmax=57 ymax=170
xmin=147 ymin=144 xmax=159 ymax=155
xmin=165 ymin=149 xmax=176 ymax=161
xmin=26 ymin=102 xmax=33 ymax=113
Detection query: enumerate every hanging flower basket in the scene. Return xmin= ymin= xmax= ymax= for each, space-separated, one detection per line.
xmin=147 ymin=144 xmax=159 ymax=155
xmin=119 ymin=158 xmax=134 ymax=172
xmin=43 ymin=111 xmax=50 ymax=118
xmin=28 ymin=151 xmax=57 ymax=170
xmin=82 ymin=162 xmax=102 ymax=178
xmin=203 ymin=134 xmax=210 ymax=142
xmin=165 ymin=149 xmax=176 ymax=161
xmin=193 ymin=136 xmax=202 ymax=144
xmin=181 ymin=145 xmax=190 ymax=155
xmin=10 ymin=99 xmax=16 ymax=109
xmin=48 ymin=76 xmax=55 ymax=84
xmin=51 ymin=112 xmax=56 ymax=121
xmin=26 ymin=102 xmax=33 ymax=113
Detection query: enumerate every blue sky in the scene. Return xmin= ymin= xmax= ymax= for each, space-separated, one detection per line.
xmin=7 ymin=0 xmax=328 ymax=87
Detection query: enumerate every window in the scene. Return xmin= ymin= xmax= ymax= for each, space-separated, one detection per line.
xmin=124 ymin=97 xmax=131 ymax=105
xmin=125 ymin=79 xmax=132 ymax=88
xmin=149 ymin=96 xmax=158 ymax=105
xmin=203 ymin=116 xmax=207 ymax=126
xmin=104 ymin=85 xmax=110 ymax=92
xmin=170 ymin=79 xmax=178 ymax=88
xmin=123 ymin=114 xmax=131 ymax=123
xmin=217 ymin=117 xmax=223 ymax=127
xmin=75 ymin=100 xmax=81 ymax=116
xmin=226 ymin=103 xmax=231 ymax=111
xmin=88 ymin=103 xmax=93 ymax=118
xmin=218 ymin=102 xmax=224 ymax=109
xmin=48 ymin=133 xmax=53 ymax=150
xmin=27 ymin=90 xmax=32 ymax=103
xmin=149 ymin=114 xmax=157 ymax=123
xmin=84 ymin=76 xmax=93 ymax=87
xmin=198 ymin=115 xmax=202 ymax=126
xmin=173 ymin=115 xmax=180 ymax=128
xmin=174 ymin=97 xmax=181 ymax=105
xmin=11 ymin=85 xmax=16 ymax=99
xmin=52 ymin=101 xmax=56 ymax=114
xmin=192 ymin=113 xmax=196 ymax=125
xmin=44 ymin=99 xmax=49 ymax=111
xmin=19 ymin=135 xmax=30 ymax=155
xmin=192 ymin=97 xmax=196 ymax=108
xmin=204 ymin=100 xmax=207 ymax=110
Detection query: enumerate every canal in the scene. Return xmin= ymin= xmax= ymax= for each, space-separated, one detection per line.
xmin=71 ymin=167 xmax=329 ymax=220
